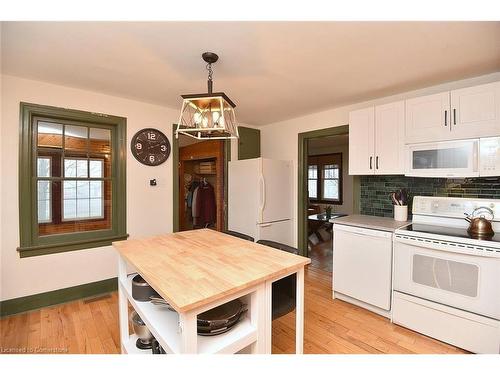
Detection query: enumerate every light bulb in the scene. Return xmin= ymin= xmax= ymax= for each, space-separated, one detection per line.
xmin=212 ymin=111 xmax=220 ymax=125
xmin=193 ymin=112 xmax=202 ymax=125
xmin=202 ymin=116 xmax=209 ymax=128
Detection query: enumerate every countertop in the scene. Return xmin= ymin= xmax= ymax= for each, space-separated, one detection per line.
xmin=329 ymin=214 xmax=410 ymax=232
xmin=113 ymin=229 xmax=310 ymax=313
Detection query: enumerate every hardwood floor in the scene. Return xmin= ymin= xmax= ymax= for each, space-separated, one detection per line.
xmin=308 ymin=239 xmax=333 ymax=273
xmin=0 ymin=266 xmax=467 ymax=354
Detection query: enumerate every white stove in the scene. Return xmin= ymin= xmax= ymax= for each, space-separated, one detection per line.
xmin=392 ymin=196 xmax=500 ymax=354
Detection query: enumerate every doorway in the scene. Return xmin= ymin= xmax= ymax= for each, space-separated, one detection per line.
xmin=297 ymin=126 xmax=360 ymax=268
xmin=172 ymin=124 xmax=231 ymax=232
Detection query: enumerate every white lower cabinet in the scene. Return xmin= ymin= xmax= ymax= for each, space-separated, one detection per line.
xmin=332 ymin=224 xmax=393 ymax=315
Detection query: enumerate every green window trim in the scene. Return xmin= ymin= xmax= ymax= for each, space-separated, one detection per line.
xmin=18 ymin=102 xmax=128 ymax=258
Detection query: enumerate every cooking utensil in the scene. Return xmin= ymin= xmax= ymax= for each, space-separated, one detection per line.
xmin=465 ymin=206 xmax=495 ymax=239
xmin=196 ymin=299 xmax=247 ymax=336
xmin=130 ymin=311 xmax=153 ymax=350
xmin=132 ymin=274 xmax=159 ymax=302
xmin=149 ymin=296 xmax=176 ymax=311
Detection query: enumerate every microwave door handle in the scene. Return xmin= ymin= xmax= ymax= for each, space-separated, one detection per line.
xmin=473 ymin=141 xmax=479 ymax=173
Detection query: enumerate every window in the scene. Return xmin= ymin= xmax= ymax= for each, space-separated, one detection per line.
xmin=307 ymin=153 xmax=343 ymax=204
xmin=18 ymin=103 xmax=127 ymax=257
xmin=308 ymin=165 xmax=318 ymax=199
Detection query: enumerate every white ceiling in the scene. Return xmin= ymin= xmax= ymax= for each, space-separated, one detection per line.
xmin=2 ymin=22 xmax=500 ymax=125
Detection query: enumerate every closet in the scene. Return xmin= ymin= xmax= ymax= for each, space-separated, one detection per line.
xmin=179 ymin=140 xmax=225 ymax=232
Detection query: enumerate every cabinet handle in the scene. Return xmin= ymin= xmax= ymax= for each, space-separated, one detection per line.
xmin=376 ymin=156 xmax=379 ymax=170
xmin=369 ymin=156 xmax=373 ymax=170
xmin=453 ymin=108 xmax=456 ymax=125
xmin=444 ymin=110 xmax=447 ymax=126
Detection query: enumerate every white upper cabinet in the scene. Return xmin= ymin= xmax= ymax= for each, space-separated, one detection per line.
xmin=349 ymin=106 xmax=375 ymax=175
xmin=375 ymin=101 xmax=405 ymax=174
xmin=405 ymin=81 xmax=500 ymax=143
xmin=450 ymin=81 xmax=500 ymax=139
xmin=405 ymin=92 xmax=450 ymax=143
xmin=349 ymin=102 xmax=404 ymax=175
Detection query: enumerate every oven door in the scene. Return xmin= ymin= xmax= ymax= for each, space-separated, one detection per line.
xmin=394 ymin=236 xmax=500 ymax=320
xmin=405 ymin=139 xmax=479 ymax=177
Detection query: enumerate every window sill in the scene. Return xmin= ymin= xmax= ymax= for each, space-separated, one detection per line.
xmin=17 ymin=234 xmax=129 ymax=258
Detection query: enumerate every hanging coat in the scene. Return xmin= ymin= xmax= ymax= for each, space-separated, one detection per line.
xmin=195 ymin=182 xmax=216 ymax=227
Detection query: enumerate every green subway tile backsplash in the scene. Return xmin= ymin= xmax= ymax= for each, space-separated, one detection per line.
xmin=360 ymin=176 xmax=500 ymax=218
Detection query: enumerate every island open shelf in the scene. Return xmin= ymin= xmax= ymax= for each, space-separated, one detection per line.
xmin=119 ymin=274 xmax=258 ymax=354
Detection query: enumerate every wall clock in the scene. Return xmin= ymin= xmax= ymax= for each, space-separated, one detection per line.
xmin=131 ymin=128 xmax=171 ymax=166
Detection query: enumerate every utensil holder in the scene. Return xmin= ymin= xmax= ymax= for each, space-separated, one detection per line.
xmin=394 ymin=205 xmax=408 ymax=222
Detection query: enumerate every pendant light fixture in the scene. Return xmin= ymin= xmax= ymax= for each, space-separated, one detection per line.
xmin=176 ymin=52 xmax=239 ymax=140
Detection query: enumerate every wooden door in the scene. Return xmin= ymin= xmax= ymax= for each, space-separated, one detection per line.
xmin=405 ymin=92 xmax=450 ymax=143
xmin=450 ymin=81 xmax=500 ymax=139
xmin=179 ymin=140 xmax=225 ymax=232
xmin=374 ymin=101 xmax=405 ymax=175
xmin=348 ymin=106 xmax=375 ymax=175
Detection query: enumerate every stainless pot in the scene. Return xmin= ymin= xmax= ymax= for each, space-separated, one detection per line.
xmin=130 ymin=311 xmax=153 ymax=350
xmin=465 ymin=207 xmax=495 ymax=239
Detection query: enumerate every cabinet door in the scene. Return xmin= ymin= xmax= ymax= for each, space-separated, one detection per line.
xmin=405 ymin=92 xmax=450 ymax=143
xmin=450 ymin=81 xmax=500 ymax=139
xmin=374 ymin=101 xmax=405 ymax=174
xmin=348 ymin=107 xmax=375 ymax=175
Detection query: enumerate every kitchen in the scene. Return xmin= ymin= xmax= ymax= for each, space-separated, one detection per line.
xmin=1 ymin=17 xmax=500 ymax=369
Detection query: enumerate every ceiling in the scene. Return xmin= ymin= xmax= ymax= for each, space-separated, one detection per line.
xmin=2 ymin=22 xmax=500 ymax=125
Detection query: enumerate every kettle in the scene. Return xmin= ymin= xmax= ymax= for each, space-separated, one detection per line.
xmin=465 ymin=206 xmax=495 ymax=239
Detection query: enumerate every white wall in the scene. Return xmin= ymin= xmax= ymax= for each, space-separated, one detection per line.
xmin=261 ymin=72 xmax=500 ymax=247
xmin=0 ymin=75 xmax=180 ymax=301
xmin=308 ymin=144 xmax=353 ymax=215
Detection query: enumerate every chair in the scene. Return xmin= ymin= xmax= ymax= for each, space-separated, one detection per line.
xmin=256 ymin=240 xmax=297 ymax=320
xmin=223 ymin=230 xmax=254 ymax=242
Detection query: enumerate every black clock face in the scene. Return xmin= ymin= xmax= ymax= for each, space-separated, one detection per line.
xmin=131 ymin=128 xmax=170 ymax=166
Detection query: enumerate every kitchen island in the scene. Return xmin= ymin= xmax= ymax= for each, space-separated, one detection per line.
xmin=113 ymin=229 xmax=310 ymax=354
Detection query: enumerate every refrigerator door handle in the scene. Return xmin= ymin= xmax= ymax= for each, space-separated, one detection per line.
xmin=258 ymin=223 xmax=272 ymax=228
xmin=259 ymin=174 xmax=266 ymax=219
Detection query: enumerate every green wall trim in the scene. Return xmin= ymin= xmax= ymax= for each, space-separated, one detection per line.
xmin=297 ymin=125 xmax=355 ymax=256
xmin=238 ymin=126 xmax=261 ymax=160
xmin=18 ymin=102 xmax=127 ymax=257
xmin=0 ymin=277 xmax=118 ymax=317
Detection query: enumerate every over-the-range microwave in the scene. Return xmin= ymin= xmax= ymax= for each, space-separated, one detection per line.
xmin=405 ymin=137 xmax=500 ymax=178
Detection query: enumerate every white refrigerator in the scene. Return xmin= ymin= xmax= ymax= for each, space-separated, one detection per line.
xmin=228 ymin=157 xmax=293 ymax=246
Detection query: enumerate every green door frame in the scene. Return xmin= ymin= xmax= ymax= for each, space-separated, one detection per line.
xmin=297 ymin=125 xmax=360 ymax=256
xmin=172 ymin=124 xmax=231 ymax=233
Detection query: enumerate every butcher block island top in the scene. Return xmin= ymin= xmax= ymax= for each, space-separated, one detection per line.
xmin=113 ymin=228 xmax=310 ymax=313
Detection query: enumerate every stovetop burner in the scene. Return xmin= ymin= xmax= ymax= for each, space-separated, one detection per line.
xmin=398 ymin=223 xmax=500 ymax=243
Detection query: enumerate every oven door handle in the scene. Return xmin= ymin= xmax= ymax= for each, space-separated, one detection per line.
xmin=394 ymin=235 xmax=500 ymax=258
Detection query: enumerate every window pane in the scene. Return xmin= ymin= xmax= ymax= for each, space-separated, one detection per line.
xmin=63 ymin=181 xmax=77 ymax=199
xmin=308 ymin=179 xmax=317 ymax=199
xmin=323 ymin=179 xmax=339 ymax=200
xmin=65 ymin=125 xmax=88 ymax=152
xmin=77 ymin=181 xmax=90 ymax=199
xmin=64 ymin=159 xmax=77 ymax=177
xmin=37 ymin=181 xmax=51 ymax=223
xmin=38 ymin=121 xmax=63 ymax=148
xmin=37 ymin=157 xmax=51 ymax=177
xmin=90 ymin=198 xmax=103 ymax=217
xmin=89 ymin=128 xmax=111 ymax=154
xmin=90 ymin=181 xmax=102 ymax=198
xmin=77 ymin=199 xmax=90 ymax=218
xmin=308 ymin=165 xmax=318 ymax=179
xmin=89 ymin=160 xmax=103 ymax=178
xmin=64 ymin=199 xmax=77 ymax=219
xmin=323 ymin=164 xmax=339 ymax=179
xmin=76 ymin=159 xmax=88 ymax=178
